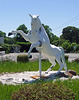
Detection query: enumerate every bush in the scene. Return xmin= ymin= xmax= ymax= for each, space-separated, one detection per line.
xmin=74 ymin=44 xmax=79 ymax=52
xmin=17 ymin=42 xmax=31 ymax=52
xmin=62 ymin=40 xmax=71 ymax=53
xmin=17 ymin=55 xmax=29 ymax=62
xmin=2 ymin=44 xmax=11 ymax=53
xmin=70 ymin=43 xmax=77 ymax=52
xmin=12 ymin=83 xmax=75 ymax=100
xmin=1 ymin=44 xmax=20 ymax=53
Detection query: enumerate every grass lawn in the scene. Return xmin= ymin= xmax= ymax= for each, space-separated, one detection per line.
xmin=0 ymin=60 xmax=79 ymax=74
xmin=0 ymin=60 xmax=79 ymax=100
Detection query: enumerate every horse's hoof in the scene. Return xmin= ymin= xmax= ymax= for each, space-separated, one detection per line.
xmin=28 ymin=55 xmax=32 ymax=59
xmin=45 ymin=72 xmax=48 ymax=74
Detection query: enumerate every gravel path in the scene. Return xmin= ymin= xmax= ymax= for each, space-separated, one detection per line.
xmin=65 ymin=53 xmax=79 ymax=62
xmin=0 ymin=53 xmax=47 ymax=62
xmin=0 ymin=53 xmax=79 ymax=62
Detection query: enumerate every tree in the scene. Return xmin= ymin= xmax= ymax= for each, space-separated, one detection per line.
xmin=62 ymin=40 xmax=71 ymax=52
xmin=4 ymin=37 xmax=16 ymax=44
xmin=42 ymin=24 xmax=59 ymax=43
xmin=52 ymin=38 xmax=65 ymax=46
xmin=14 ymin=24 xmax=28 ymax=42
xmin=0 ymin=30 xmax=6 ymax=37
xmin=61 ymin=26 xmax=79 ymax=44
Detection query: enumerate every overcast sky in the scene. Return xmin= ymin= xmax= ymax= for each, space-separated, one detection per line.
xmin=0 ymin=0 xmax=79 ymax=37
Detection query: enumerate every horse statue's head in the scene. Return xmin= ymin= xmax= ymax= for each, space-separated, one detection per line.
xmin=29 ymin=14 xmax=42 ymax=30
xmin=29 ymin=14 xmax=50 ymax=44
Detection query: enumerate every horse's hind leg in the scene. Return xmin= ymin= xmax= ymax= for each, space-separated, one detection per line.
xmin=55 ymin=55 xmax=64 ymax=75
xmin=45 ymin=57 xmax=56 ymax=74
xmin=45 ymin=65 xmax=54 ymax=74
xmin=61 ymin=54 xmax=68 ymax=72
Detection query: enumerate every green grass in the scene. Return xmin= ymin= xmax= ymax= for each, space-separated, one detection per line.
xmin=0 ymin=60 xmax=79 ymax=74
xmin=0 ymin=79 xmax=79 ymax=100
xmin=55 ymin=79 xmax=79 ymax=100
xmin=0 ymin=84 xmax=25 ymax=100
xmin=66 ymin=61 xmax=79 ymax=74
xmin=0 ymin=60 xmax=51 ymax=73
xmin=0 ymin=60 xmax=79 ymax=100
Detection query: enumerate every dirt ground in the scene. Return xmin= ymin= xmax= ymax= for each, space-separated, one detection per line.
xmin=0 ymin=71 xmax=79 ymax=85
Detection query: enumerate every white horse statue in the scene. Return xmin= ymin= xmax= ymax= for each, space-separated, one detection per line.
xmin=8 ymin=14 xmax=68 ymax=77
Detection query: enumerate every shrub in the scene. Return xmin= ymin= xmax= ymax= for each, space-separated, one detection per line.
xmin=17 ymin=42 xmax=31 ymax=52
xmin=12 ymin=83 xmax=75 ymax=100
xmin=17 ymin=55 xmax=29 ymax=62
xmin=1 ymin=44 xmax=20 ymax=53
xmin=74 ymin=44 xmax=79 ymax=52
xmin=70 ymin=43 xmax=77 ymax=52
xmin=62 ymin=40 xmax=71 ymax=53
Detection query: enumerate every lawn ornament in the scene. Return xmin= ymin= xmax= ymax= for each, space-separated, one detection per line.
xmin=8 ymin=14 xmax=68 ymax=78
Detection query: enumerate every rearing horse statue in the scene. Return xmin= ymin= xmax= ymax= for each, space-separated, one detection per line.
xmin=8 ymin=14 xmax=68 ymax=77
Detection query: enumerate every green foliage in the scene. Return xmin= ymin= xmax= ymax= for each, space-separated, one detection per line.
xmin=52 ymin=38 xmax=65 ymax=46
xmin=0 ymin=59 xmax=79 ymax=74
xmin=70 ymin=43 xmax=77 ymax=52
xmin=0 ymin=79 xmax=79 ymax=100
xmin=17 ymin=42 xmax=31 ymax=45
xmin=17 ymin=24 xmax=28 ymax=34
xmin=2 ymin=44 xmax=20 ymax=53
xmin=12 ymin=82 xmax=75 ymax=100
xmin=0 ymin=60 xmax=79 ymax=99
xmin=15 ymin=24 xmax=28 ymax=42
xmin=2 ymin=44 xmax=10 ymax=53
xmin=62 ymin=40 xmax=71 ymax=52
xmin=0 ymin=83 xmax=24 ymax=100
xmin=4 ymin=37 xmax=16 ymax=44
xmin=66 ymin=60 xmax=79 ymax=74
xmin=0 ymin=60 xmax=50 ymax=73
xmin=0 ymin=30 xmax=6 ymax=37
xmin=56 ymin=79 xmax=79 ymax=100
xmin=61 ymin=26 xmax=79 ymax=43
xmin=42 ymin=24 xmax=59 ymax=43
xmin=70 ymin=44 xmax=79 ymax=53
xmin=17 ymin=55 xmax=29 ymax=62
xmin=16 ymin=42 xmax=31 ymax=52
xmin=74 ymin=44 xmax=79 ymax=52
xmin=0 ymin=24 xmax=79 ymax=53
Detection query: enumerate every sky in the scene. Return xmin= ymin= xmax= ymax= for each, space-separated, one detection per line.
xmin=0 ymin=0 xmax=79 ymax=37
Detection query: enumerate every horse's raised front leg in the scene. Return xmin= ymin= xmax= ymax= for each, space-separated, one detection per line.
xmin=28 ymin=41 xmax=42 ymax=58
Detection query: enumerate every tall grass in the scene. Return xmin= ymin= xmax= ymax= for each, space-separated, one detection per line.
xmin=0 ymin=60 xmax=51 ymax=73
xmin=66 ymin=61 xmax=79 ymax=74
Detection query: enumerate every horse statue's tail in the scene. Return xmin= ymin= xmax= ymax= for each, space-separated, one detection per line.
xmin=59 ymin=47 xmax=68 ymax=71
xmin=59 ymin=47 xmax=65 ymax=56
